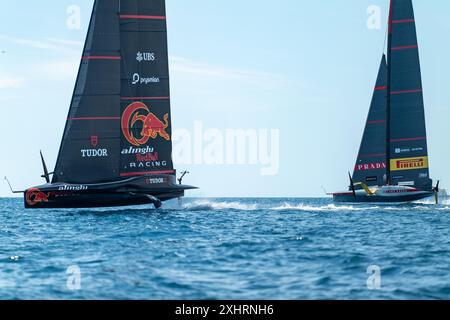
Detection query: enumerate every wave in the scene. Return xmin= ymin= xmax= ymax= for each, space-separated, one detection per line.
xmin=184 ymin=200 xmax=258 ymax=211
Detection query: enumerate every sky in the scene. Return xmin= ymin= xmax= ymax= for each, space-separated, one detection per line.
xmin=1 ymin=0 xmax=450 ymax=198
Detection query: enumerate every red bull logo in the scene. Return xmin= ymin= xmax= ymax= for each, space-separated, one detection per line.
xmin=121 ymin=102 xmax=170 ymax=147
xmin=25 ymin=188 xmax=49 ymax=206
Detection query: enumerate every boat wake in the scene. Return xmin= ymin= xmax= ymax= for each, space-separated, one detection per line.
xmin=183 ymin=200 xmax=258 ymax=211
xmin=181 ymin=199 xmax=450 ymax=213
xmin=416 ymin=198 xmax=450 ymax=205
xmin=271 ymin=203 xmax=359 ymax=212
xmin=183 ymin=200 xmax=355 ymax=212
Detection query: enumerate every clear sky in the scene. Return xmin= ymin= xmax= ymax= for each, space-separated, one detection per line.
xmin=1 ymin=0 xmax=449 ymax=198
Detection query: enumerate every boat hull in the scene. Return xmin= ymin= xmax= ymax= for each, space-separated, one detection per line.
xmin=24 ymin=174 xmax=196 ymax=209
xmin=333 ymin=191 xmax=433 ymax=203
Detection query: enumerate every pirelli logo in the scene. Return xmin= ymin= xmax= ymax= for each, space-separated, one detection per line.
xmin=390 ymin=157 xmax=429 ymax=171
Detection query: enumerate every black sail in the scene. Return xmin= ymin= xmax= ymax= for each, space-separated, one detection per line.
xmin=119 ymin=0 xmax=175 ymax=178
xmin=352 ymin=55 xmax=388 ymax=187
xmin=53 ymin=0 xmax=121 ymax=183
xmin=387 ymin=0 xmax=431 ymax=190
xmin=53 ymin=0 xmax=175 ymax=184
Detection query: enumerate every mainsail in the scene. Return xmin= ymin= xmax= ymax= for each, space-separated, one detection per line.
xmin=352 ymin=55 xmax=388 ymax=187
xmin=387 ymin=0 xmax=431 ymax=190
xmin=53 ymin=0 xmax=174 ymax=184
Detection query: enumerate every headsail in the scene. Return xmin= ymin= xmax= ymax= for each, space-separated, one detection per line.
xmin=387 ymin=0 xmax=431 ymax=190
xmin=352 ymin=55 xmax=388 ymax=187
xmin=53 ymin=0 xmax=174 ymax=184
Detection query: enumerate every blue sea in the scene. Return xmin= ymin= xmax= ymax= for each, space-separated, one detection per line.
xmin=1 ymin=197 xmax=450 ymax=300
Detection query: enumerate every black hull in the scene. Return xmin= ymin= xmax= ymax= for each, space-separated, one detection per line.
xmin=333 ymin=192 xmax=433 ymax=204
xmin=24 ymin=174 xmax=195 ymax=209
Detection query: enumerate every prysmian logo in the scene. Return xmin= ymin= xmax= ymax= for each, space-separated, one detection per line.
xmin=136 ymin=51 xmax=155 ymax=62
xmin=58 ymin=185 xmax=88 ymax=191
xmin=132 ymin=73 xmax=160 ymax=85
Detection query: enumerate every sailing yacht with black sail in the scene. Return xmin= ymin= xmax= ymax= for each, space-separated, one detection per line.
xmin=333 ymin=0 xmax=439 ymax=203
xmin=10 ymin=0 xmax=197 ymax=208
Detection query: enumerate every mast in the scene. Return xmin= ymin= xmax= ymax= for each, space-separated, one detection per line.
xmin=386 ymin=0 xmax=393 ymax=185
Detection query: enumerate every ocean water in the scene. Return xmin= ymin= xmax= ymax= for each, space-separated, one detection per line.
xmin=1 ymin=197 xmax=450 ymax=300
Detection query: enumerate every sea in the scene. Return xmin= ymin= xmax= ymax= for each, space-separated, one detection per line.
xmin=1 ymin=197 xmax=450 ymax=300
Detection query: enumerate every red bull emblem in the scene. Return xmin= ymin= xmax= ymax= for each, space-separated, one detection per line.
xmin=90 ymin=135 xmax=99 ymax=148
xmin=121 ymin=102 xmax=170 ymax=147
xmin=25 ymin=188 xmax=49 ymax=206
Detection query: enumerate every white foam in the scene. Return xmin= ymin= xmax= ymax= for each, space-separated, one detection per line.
xmin=271 ymin=203 xmax=364 ymax=212
xmin=182 ymin=199 xmax=450 ymax=213
xmin=184 ymin=200 xmax=258 ymax=211
xmin=270 ymin=202 xmax=439 ymax=212
xmin=415 ymin=198 xmax=436 ymax=205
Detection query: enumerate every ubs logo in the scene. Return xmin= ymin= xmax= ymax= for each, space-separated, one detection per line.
xmin=136 ymin=51 xmax=155 ymax=62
